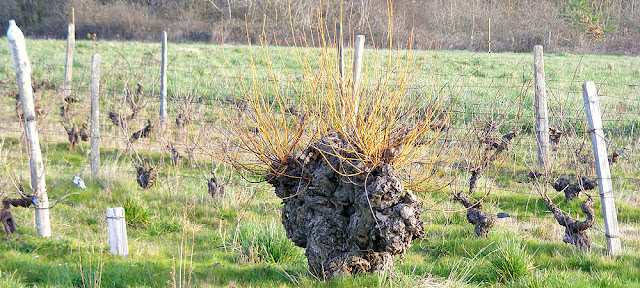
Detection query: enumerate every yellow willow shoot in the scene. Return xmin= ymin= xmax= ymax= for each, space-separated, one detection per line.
xmin=220 ymin=10 xmax=456 ymax=195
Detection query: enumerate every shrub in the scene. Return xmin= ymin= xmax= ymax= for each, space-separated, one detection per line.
xmin=488 ymin=237 xmax=534 ymax=283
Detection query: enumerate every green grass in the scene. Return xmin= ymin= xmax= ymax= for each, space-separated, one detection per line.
xmin=122 ymin=195 xmax=151 ymax=228
xmin=487 ymin=237 xmax=535 ymax=283
xmin=0 ymin=36 xmax=639 ymax=287
xmin=0 ymin=269 xmax=26 ymax=288
xmin=235 ymin=222 xmax=304 ymax=265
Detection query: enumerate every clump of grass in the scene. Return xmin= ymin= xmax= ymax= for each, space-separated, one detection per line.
xmin=236 ymin=222 xmax=304 ymax=265
xmin=0 ymin=270 xmax=26 ymax=288
xmin=488 ymin=237 xmax=534 ymax=283
xmin=440 ymin=258 xmax=479 ymax=285
xmin=566 ymin=251 xmax=612 ymax=272
xmin=430 ymin=210 xmax=468 ymax=225
xmin=527 ymin=224 xmax=554 ymax=241
xmin=590 ymin=270 xmax=623 ymax=288
xmin=429 ymin=243 xmax=492 ymax=285
xmin=315 ymin=269 xmax=481 ymax=288
xmin=147 ymin=215 xmax=181 ymax=236
xmin=505 ymin=269 xmax=552 ymax=288
xmin=79 ymin=254 xmax=104 ymax=288
xmin=170 ymin=212 xmax=197 ymax=288
xmin=122 ymin=196 xmax=150 ymax=227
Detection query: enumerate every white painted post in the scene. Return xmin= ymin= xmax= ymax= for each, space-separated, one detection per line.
xmin=352 ymin=35 xmax=365 ymax=123
xmin=63 ymin=24 xmax=75 ymax=99
xmin=7 ymin=20 xmax=51 ymax=237
xmin=583 ymin=81 xmax=622 ymax=255
xmin=534 ymin=45 xmax=550 ymax=173
xmin=160 ymin=31 xmax=168 ymax=131
xmin=90 ymin=54 xmax=100 ymax=178
xmin=106 ymin=207 xmax=129 ymax=257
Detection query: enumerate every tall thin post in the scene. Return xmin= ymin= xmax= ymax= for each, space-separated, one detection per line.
xmin=7 ymin=20 xmax=51 ymax=237
xmin=90 ymin=54 xmax=100 ymax=178
xmin=352 ymin=35 xmax=365 ymax=123
xmin=534 ymin=45 xmax=549 ymax=173
xmin=160 ymin=31 xmax=168 ymax=130
xmin=337 ymin=22 xmax=345 ymax=122
xmin=488 ymin=17 xmax=492 ymax=58
xmin=63 ymin=24 xmax=75 ymax=99
xmin=338 ymin=22 xmax=344 ymax=84
xmin=583 ymin=81 xmax=621 ymax=255
xmin=547 ymin=31 xmax=551 ymax=48
xmin=106 ymin=207 xmax=129 ymax=257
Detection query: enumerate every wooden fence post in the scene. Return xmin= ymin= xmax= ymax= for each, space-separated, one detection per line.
xmin=63 ymin=23 xmax=75 ymax=99
xmin=547 ymin=31 xmax=552 ymax=48
xmin=337 ymin=22 xmax=345 ymax=122
xmin=160 ymin=31 xmax=168 ymax=131
xmin=534 ymin=45 xmax=550 ymax=173
xmin=106 ymin=207 xmax=129 ymax=257
xmin=7 ymin=20 xmax=51 ymax=237
xmin=337 ymin=22 xmax=344 ymax=84
xmin=90 ymin=54 xmax=100 ymax=178
xmin=488 ymin=17 xmax=492 ymax=58
xmin=352 ymin=35 xmax=365 ymax=123
xmin=583 ymin=81 xmax=622 ymax=255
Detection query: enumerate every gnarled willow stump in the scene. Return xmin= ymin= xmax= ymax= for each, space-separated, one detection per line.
xmin=266 ymin=134 xmax=424 ymax=279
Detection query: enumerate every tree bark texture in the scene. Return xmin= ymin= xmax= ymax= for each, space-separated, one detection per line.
xmin=266 ymin=133 xmax=424 ymax=279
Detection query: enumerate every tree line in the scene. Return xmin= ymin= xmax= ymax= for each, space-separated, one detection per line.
xmin=2 ymin=0 xmax=639 ymax=53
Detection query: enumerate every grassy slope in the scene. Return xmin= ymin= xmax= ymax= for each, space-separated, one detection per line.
xmin=0 ymin=38 xmax=639 ymax=287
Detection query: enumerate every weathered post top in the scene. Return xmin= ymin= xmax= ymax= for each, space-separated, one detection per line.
xmin=7 ymin=20 xmax=31 ymax=76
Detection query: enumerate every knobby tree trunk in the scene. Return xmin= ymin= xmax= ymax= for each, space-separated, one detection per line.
xmin=267 ymin=134 xmax=424 ymax=279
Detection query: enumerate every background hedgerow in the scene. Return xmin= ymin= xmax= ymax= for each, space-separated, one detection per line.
xmin=2 ymin=0 xmax=640 ymax=54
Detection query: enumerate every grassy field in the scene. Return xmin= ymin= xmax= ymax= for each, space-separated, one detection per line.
xmin=0 ymin=36 xmax=640 ymax=287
